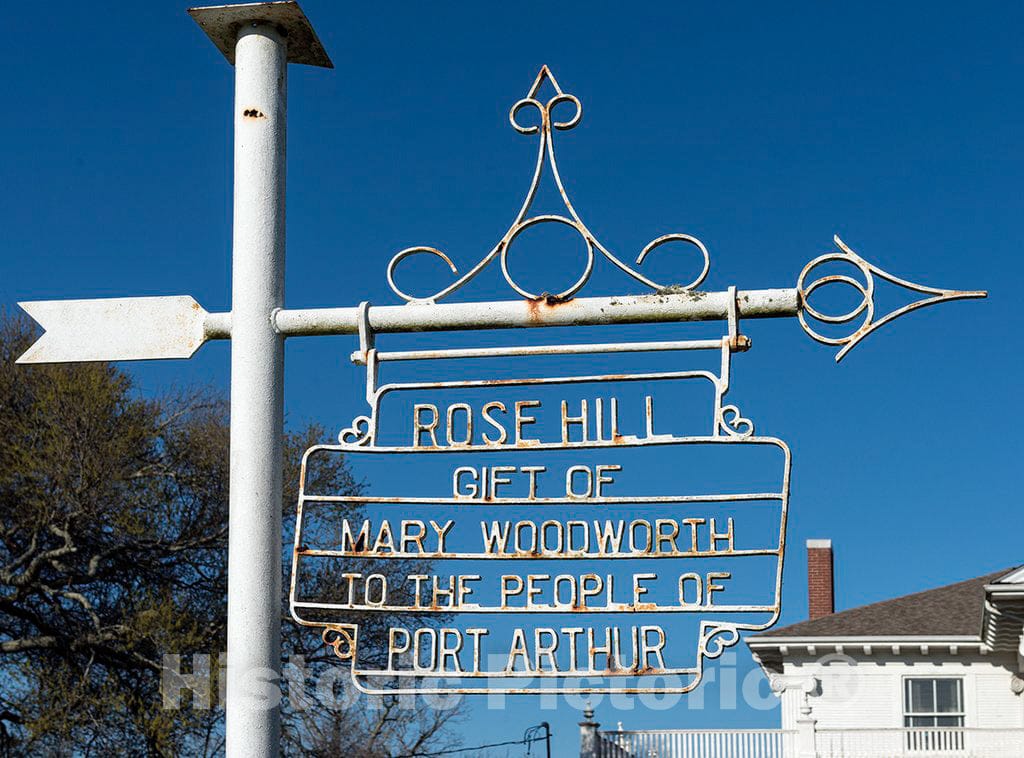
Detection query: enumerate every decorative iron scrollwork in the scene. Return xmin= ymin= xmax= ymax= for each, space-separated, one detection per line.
xmin=698 ymin=622 xmax=741 ymax=660
xmin=798 ymin=236 xmax=986 ymax=362
xmin=322 ymin=625 xmax=357 ymax=661
xmin=338 ymin=415 xmax=372 ymax=446
xmin=718 ymin=404 xmax=754 ymax=438
xmin=387 ymin=66 xmax=710 ymax=303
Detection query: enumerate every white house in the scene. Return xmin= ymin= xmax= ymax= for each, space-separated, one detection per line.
xmin=585 ymin=542 xmax=1024 ymax=757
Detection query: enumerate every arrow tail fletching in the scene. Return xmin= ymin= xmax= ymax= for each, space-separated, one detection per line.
xmin=16 ymin=296 xmax=210 ymax=364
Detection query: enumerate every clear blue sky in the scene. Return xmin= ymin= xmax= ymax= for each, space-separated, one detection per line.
xmin=3 ymin=1 xmax=1021 ymax=754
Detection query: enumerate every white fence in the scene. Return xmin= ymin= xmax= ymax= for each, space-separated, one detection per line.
xmin=816 ymin=727 xmax=1024 ymax=757
xmin=596 ymin=727 xmax=1024 ymax=757
xmin=597 ymin=729 xmax=795 ymax=757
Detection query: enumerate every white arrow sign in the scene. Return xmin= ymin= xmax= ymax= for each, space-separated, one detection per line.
xmin=17 ymin=296 xmax=212 ymax=364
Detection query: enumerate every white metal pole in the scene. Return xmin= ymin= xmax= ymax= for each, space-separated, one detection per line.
xmin=226 ymin=22 xmax=286 ymax=758
xmin=267 ymin=288 xmax=801 ymax=336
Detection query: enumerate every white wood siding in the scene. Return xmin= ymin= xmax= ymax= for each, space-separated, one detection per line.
xmin=776 ymin=651 xmax=1023 ymax=731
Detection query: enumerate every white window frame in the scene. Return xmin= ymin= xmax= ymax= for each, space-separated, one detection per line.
xmin=901 ymin=676 xmax=966 ymax=753
xmin=902 ymin=676 xmax=965 ymax=728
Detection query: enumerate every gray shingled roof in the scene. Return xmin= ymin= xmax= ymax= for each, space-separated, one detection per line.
xmin=753 ymin=568 xmax=1016 ymax=639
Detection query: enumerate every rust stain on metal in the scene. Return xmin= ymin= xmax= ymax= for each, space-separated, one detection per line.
xmin=536 ymin=292 xmax=573 ymax=306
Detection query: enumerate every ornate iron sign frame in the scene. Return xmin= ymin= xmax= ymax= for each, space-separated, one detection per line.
xmin=291 ymin=297 xmax=787 ymax=695
xmin=284 ymin=67 xmax=983 ymax=696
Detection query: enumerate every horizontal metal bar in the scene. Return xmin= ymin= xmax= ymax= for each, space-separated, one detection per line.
xmin=296 ymin=547 xmax=777 ymax=560
xmin=604 ymin=730 xmax=797 ymax=735
xmin=353 ymin=667 xmax=699 ymax=680
xmin=204 ymin=311 xmax=232 ymax=340
xmin=350 ymin=338 xmax=726 ymax=364
xmin=291 ymin=600 xmax=776 ymax=614
xmin=266 ymin=288 xmax=798 ymax=338
xmin=303 ymin=493 xmax=785 ymax=504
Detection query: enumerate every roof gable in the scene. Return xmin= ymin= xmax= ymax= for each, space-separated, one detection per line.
xmin=995 ymin=566 xmax=1024 ymax=584
xmin=753 ymin=568 xmax=1017 ymax=639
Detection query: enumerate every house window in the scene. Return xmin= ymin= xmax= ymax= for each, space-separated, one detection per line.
xmin=904 ymin=678 xmax=965 ymax=751
xmin=904 ymin=678 xmax=965 ymax=727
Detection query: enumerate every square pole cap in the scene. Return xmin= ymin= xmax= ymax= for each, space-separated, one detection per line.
xmin=188 ymin=1 xmax=333 ymax=68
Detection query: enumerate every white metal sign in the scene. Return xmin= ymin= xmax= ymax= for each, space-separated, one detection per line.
xmin=13 ymin=2 xmax=985 ymax=755
xmin=292 ymin=326 xmax=789 ymax=695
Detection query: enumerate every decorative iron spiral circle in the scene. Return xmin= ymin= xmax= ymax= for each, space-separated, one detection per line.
xmin=797 ymin=253 xmax=875 ymax=346
xmin=546 ymin=93 xmax=582 ymax=130
xmin=636 ymin=233 xmax=711 ymax=292
xmin=500 ymin=214 xmax=595 ymax=300
xmin=509 ymin=97 xmax=545 ymax=134
xmin=509 ymin=93 xmax=582 ymax=134
xmin=385 ymin=247 xmax=459 ymax=303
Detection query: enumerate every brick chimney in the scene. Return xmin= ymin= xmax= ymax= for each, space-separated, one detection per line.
xmin=807 ymin=539 xmax=834 ymax=620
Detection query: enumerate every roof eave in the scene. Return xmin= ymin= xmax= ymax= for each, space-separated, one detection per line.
xmin=747 ymin=634 xmax=982 ymax=648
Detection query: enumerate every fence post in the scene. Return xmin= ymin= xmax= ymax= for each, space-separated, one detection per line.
xmin=796 ymin=699 xmax=819 ymax=758
xmin=579 ymin=705 xmax=600 ymax=758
